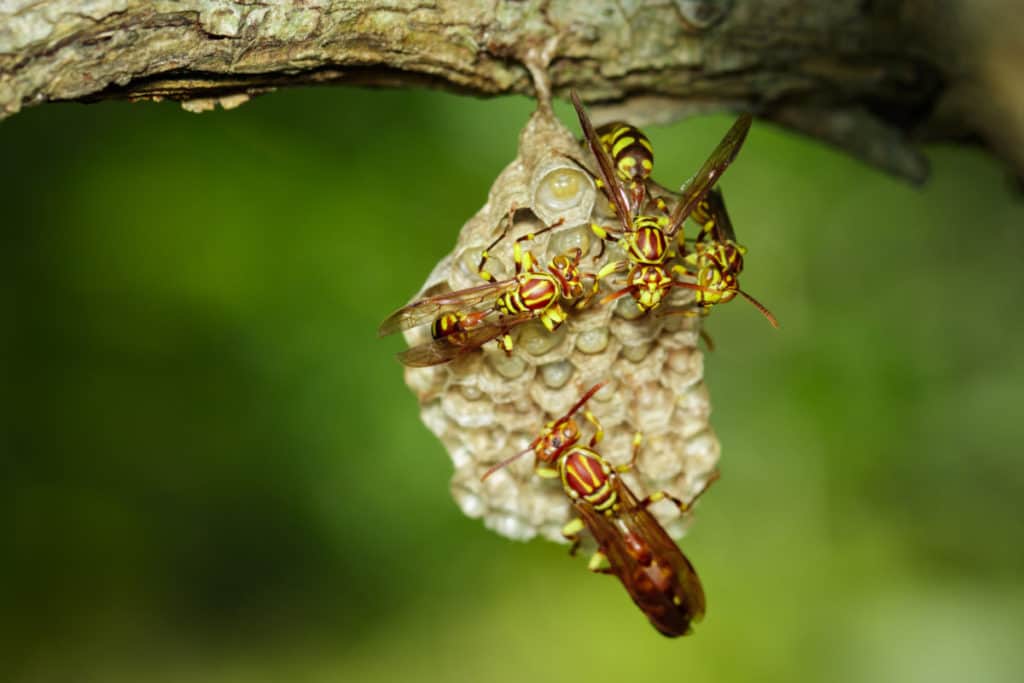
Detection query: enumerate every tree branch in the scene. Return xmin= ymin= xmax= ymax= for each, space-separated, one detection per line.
xmin=2 ymin=1 xmax=1021 ymax=182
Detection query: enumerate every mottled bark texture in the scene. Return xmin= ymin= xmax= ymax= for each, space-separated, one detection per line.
xmin=2 ymin=1 xmax=1022 ymax=182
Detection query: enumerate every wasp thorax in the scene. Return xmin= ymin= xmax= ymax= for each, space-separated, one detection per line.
xmin=530 ymin=159 xmax=596 ymax=226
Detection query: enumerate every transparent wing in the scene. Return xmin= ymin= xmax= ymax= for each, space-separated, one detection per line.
xmin=701 ymin=187 xmax=737 ymax=243
xmin=570 ymin=91 xmax=634 ymax=228
xmin=395 ymin=312 xmax=534 ymax=367
xmin=377 ymin=279 xmax=516 ymax=337
xmin=614 ymin=478 xmax=706 ymax=631
xmin=665 ymin=113 xmax=752 ymax=239
xmin=573 ymin=481 xmax=704 ymax=638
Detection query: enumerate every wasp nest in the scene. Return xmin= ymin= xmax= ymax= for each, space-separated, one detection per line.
xmin=400 ymin=105 xmax=719 ymax=543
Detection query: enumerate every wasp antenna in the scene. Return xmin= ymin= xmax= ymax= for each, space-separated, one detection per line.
xmin=599 ymin=286 xmax=636 ymax=306
xmin=562 ymin=382 xmax=608 ymax=422
xmin=480 ymin=445 xmax=534 ymax=482
xmin=739 ymin=289 xmax=779 ymax=328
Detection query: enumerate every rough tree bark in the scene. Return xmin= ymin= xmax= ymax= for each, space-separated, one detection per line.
xmin=2 ymin=1 xmax=1021 ymax=183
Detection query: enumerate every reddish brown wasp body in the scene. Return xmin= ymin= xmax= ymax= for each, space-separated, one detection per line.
xmin=378 ymin=213 xmax=595 ymax=366
xmin=483 ymin=382 xmax=711 ymax=637
xmin=570 ymin=90 xmax=753 ymax=313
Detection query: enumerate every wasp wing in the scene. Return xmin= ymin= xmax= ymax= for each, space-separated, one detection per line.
xmin=395 ymin=311 xmax=534 ymax=367
xmin=700 ymin=188 xmax=737 ymax=244
xmin=377 ymin=279 xmax=517 ymax=337
xmin=665 ymin=113 xmax=752 ymax=239
xmin=613 ymin=477 xmax=706 ymax=633
xmin=571 ymin=91 xmax=634 ymax=226
xmin=572 ymin=483 xmax=703 ymax=638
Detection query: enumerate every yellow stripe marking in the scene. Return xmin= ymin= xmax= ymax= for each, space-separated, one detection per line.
xmin=612 ymin=136 xmax=635 ymax=158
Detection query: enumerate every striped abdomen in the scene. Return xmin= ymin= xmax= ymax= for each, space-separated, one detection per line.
xmin=497 ymin=272 xmax=558 ymax=315
xmin=430 ymin=312 xmax=469 ymax=342
xmin=597 ymin=122 xmax=654 ymax=184
xmin=626 ymin=220 xmax=670 ymax=265
xmin=560 ymin=447 xmax=617 ymax=512
xmin=428 ymin=311 xmax=475 ymax=344
xmin=690 ymin=197 xmax=714 ymax=230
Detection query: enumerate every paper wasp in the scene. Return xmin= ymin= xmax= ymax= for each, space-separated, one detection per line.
xmin=378 ymin=211 xmax=595 ymax=366
xmin=482 ymin=382 xmax=712 ymax=637
xmin=676 ymin=188 xmax=778 ymax=326
xmin=570 ymin=90 xmax=752 ymax=314
xmin=593 ymin=121 xmax=655 ymax=209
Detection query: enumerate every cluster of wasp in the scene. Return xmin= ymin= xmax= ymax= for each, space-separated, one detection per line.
xmin=379 ymin=92 xmax=776 ymax=637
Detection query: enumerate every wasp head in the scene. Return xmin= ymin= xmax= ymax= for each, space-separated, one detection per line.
xmin=534 ymin=416 xmax=581 ymax=465
xmin=630 ymin=264 xmax=674 ymax=313
xmin=548 ymin=248 xmax=585 ymax=300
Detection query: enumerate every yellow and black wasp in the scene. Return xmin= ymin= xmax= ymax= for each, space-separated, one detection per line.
xmin=571 ymin=90 xmax=753 ymax=314
xmin=378 ymin=212 xmax=596 ymax=366
xmin=673 ymin=187 xmax=778 ymax=326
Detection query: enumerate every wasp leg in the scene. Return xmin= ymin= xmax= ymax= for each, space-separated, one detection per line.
xmin=614 ymin=431 xmax=644 ymax=473
xmin=587 ymin=550 xmax=613 ymax=574
xmin=652 ymin=195 xmax=670 ymax=217
xmin=511 ymin=217 xmax=567 ymax=277
xmin=637 ymin=489 xmax=690 ymax=514
xmin=574 ymin=270 xmax=602 ymax=309
xmin=477 ymin=206 xmax=517 ymax=282
xmin=539 ymin=303 xmax=568 ymax=333
xmin=512 ymin=217 xmax=566 ymax=250
xmin=637 ymin=469 xmax=722 ymax=514
xmin=599 ymin=283 xmax=637 ymax=307
xmin=700 ymin=328 xmax=716 ymax=352
xmin=689 ymin=469 xmax=721 ymax=506
xmin=615 ymin=430 xmax=690 ymax=512
xmin=592 ymin=258 xmax=629 ymax=301
xmin=590 ymin=222 xmax=625 ymax=246
xmin=563 ymin=517 xmax=585 ymax=556
xmin=498 ymin=332 xmax=515 ymax=355
xmin=584 ymin=408 xmax=604 ymax=448
xmin=672 ymin=262 xmax=699 ymax=279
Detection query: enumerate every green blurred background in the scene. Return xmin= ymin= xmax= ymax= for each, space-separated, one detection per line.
xmin=3 ymin=87 xmax=1023 ymax=682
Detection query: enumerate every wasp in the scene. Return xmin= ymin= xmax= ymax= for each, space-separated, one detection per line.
xmin=670 ymin=188 xmax=778 ymax=326
xmin=593 ymin=121 xmax=656 ymax=209
xmin=378 ymin=211 xmax=595 ymax=366
xmin=482 ymin=382 xmax=713 ymax=637
xmin=570 ymin=90 xmax=752 ymax=314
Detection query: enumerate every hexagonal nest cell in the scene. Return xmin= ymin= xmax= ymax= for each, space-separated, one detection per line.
xmin=393 ymin=103 xmax=720 ymax=544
